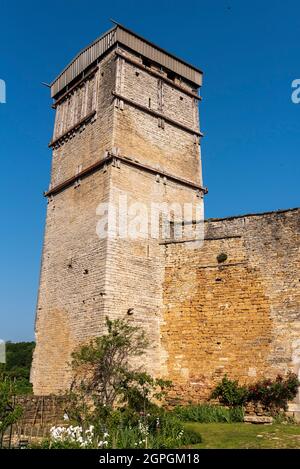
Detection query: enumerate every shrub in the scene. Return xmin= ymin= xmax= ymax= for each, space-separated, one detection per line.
xmin=40 ymin=318 xmax=201 ymax=449
xmin=211 ymin=372 xmax=300 ymax=414
xmin=173 ymin=404 xmax=244 ymax=423
xmin=65 ymin=317 xmax=172 ymax=425
xmin=247 ymin=372 xmax=300 ymax=412
xmin=211 ymin=376 xmax=249 ymax=407
xmin=0 ymin=376 xmax=23 ymax=439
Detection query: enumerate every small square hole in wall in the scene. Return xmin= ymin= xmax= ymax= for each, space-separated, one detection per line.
xmin=167 ymin=70 xmax=176 ymax=81
xmin=142 ymin=57 xmax=151 ymax=68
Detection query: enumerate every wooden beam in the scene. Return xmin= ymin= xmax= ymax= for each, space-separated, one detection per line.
xmin=45 ymin=152 xmax=208 ymax=198
xmin=52 ymin=66 xmax=99 ymax=109
xmin=48 ymin=110 xmax=96 ymax=148
xmin=112 ymin=92 xmax=203 ymax=138
xmin=44 ymin=155 xmax=112 ymax=197
xmin=115 ymin=50 xmax=202 ymax=100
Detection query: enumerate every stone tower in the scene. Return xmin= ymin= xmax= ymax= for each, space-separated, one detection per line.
xmin=31 ymin=23 xmax=206 ymax=394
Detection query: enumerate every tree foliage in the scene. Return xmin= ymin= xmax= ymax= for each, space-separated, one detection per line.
xmin=0 ymin=377 xmax=23 ymax=440
xmin=65 ymin=317 xmax=171 ymax=424
xmin=0 ymin=341 xmax=35 ymax=394
xmin=211 ymin=375 xmax=249 ymax=407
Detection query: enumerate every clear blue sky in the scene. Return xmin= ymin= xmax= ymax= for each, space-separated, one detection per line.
xmin=0 ymin=0 xmax=299 ymax=341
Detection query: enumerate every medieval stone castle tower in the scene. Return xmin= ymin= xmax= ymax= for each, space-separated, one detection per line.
xmin=31 ymin=23 xmax=300 ymax=410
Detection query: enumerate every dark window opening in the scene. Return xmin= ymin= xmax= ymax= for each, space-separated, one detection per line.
xmin=167 ymin=70 xmax=176 ymax=81
xmin=142 ymin=57 xmax=152 ymax=68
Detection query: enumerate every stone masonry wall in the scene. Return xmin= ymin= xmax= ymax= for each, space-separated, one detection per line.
xmin=113 ymin=51 xmax=202 ymax=185
xmin=49 ymin=51 xmax=116 ymax=188
xmin=104 ymin=163 xmax=203 ymax=377
xmin=161 ymin=208 xmax=300 ymax=404
xmin=31 ymin=43 xmax=204 ymax=395
xmin=33 ymin=39 xmax=300 ymax=406
xmin=31 ymin=168 xmax=111 ymax=394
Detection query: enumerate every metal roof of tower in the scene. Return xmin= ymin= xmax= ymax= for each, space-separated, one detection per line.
xmin=50 ymin=21 xmax=203 ymax=98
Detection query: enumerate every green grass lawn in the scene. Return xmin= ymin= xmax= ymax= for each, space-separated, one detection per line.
xmin=185 ymin=422 xmax=300 ymax=449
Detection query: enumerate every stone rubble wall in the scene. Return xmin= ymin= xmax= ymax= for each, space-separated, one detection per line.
xmin=162 ymin=208 xmax=300 ymax=404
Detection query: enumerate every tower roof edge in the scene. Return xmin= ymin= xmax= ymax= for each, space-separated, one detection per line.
xmin=50 ymin=23 xmax=203 ymax=98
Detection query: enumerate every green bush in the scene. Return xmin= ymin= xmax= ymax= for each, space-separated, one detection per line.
xmin=32 ymin=318 xmax=198 ymax=450
xmin=173 ymin=404 xmax=244 ymax=423
xmin=211 ymin=376 xmax=249 ymax=407
xmin=247 ymin=372 xmax=300 ymax=412
xmin=211 ymin=372 xmax=300 ymax=414
xmin=66 ymin=317 xmax=172 ymax=425
xmin=0 ymin=376 xmax=23 ymax=440
xmin=39 ymin=318 xmax=200 ymax=449
xmin=0 ymin=342 xmax=35 ymax=394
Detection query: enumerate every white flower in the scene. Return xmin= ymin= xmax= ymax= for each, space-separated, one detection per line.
xmin=63 ymin=413 xmax=69 ymax=421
